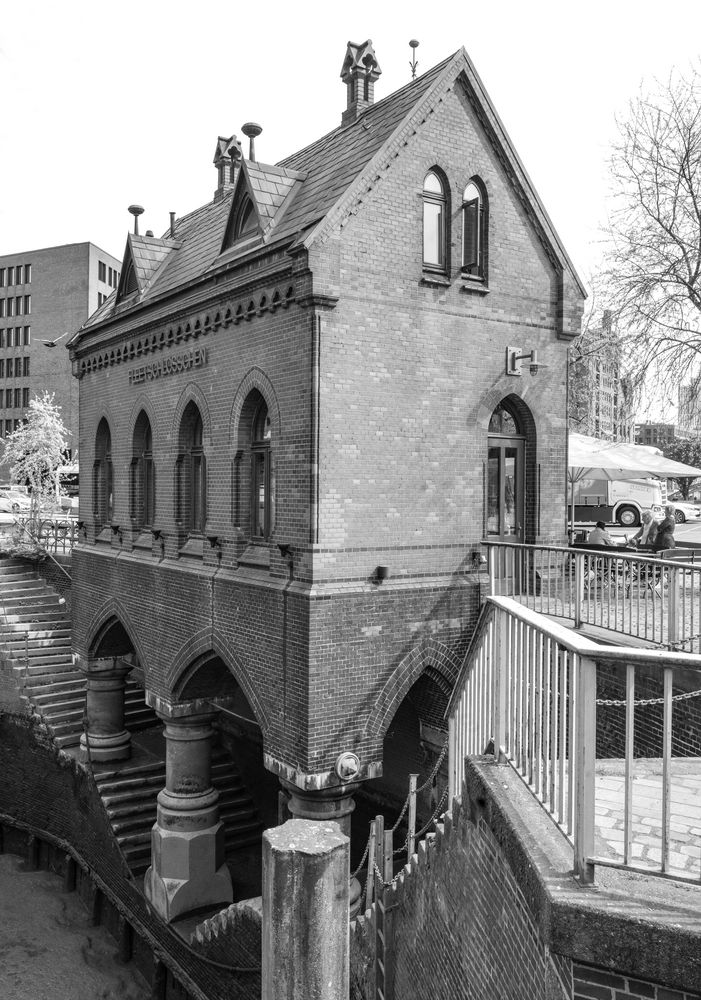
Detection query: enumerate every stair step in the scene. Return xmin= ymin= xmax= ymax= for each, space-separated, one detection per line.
xmin=30 ymin=681 xmax=85 ymax=708
xmin=23 ymin=673 xmax=83 ymax=693
xmin=54 ymin=733 xmax=82 ymax=749
xmin=47 ymin=720 xmax=83 ymax=737
xmin=97 ymin=772 xmax=165 ymax=795
xmin=101 ymin=785 xmax=166 ymax=808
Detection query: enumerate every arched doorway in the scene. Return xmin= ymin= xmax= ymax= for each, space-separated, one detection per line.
xmin=487 ymin=401 xmax=525 ymax=542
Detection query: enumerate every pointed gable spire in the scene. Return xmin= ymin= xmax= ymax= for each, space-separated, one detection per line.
xmin=213 ymin=134 xmax=243 ymax=203
xmin=340 ymin=40 xmax=381 ymax=126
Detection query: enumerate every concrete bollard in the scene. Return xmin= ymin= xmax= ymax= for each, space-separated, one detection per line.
xmin=263 ymin=819 xmax=349 ymax=1000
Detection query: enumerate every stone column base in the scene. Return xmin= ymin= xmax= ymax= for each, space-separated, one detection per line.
xmin=144 ymin=820 xmax=233 ymax=923
xmin=79 ymin=728 xmax=131 ymax=763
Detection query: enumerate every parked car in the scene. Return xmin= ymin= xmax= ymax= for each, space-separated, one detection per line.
xmin=669 ymin=500 xmax=701 ymax=524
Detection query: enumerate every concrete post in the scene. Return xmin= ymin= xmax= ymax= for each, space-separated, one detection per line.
xmin=144 ymin=706 xmax=233 ymax=922
xmin=280 ymin=780 xmax=362 ymax=916
xmin=79 ymin=656 xmax=132 ymax=762
xmin=263 ymin=819 xmax=349 ymax=1000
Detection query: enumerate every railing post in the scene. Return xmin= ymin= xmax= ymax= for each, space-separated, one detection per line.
xmin=365 ymin=819 xmax=377 ymax=911
xmin=407 ymin=774 xmax=418 ymax=862
xmin=574 ymin=655 xmax=596 ymax=884
xmin=493 ymin=609 xmax=508 ymax=763
xmin=574 ymin=552 xmax=584 ymax=629
xmin=488 ymin=544 xmax=498 ymax=597
xmin=667 ymin=565 xmax=680 ymax=649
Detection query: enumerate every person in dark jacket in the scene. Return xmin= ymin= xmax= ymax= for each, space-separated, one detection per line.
xmin=653 ymin=506 xmax=676 ymax=552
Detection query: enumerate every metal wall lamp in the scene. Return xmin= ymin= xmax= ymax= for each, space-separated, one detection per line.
xmin=372 ymin=565 xmax=389 ymax=585
xmin=506 ymin=346 xmax=544 ymax=377
xmin=111 ymin=523 xmax=123 ymax=543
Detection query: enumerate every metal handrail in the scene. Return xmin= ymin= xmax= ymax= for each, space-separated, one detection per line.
xmin=447 ymin=596 xmax=701 ymax=885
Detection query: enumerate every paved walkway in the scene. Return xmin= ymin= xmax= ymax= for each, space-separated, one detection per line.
xmin=0 ymin=854 xmax=149 ymax=1000
xmin=595 ymin=758 xmax=701 ymax=879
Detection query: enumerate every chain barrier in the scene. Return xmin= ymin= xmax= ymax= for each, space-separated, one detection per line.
xmin=350 ymin=830 xmax=371 ymax=881
xmin=414 ymin=787 xmax=449 ymax=840
xmin=415 ymin=738 xmax=449 ymax=794
xmin=597 ymin=687 xmax=701 ymax=709
xmin=667 ymin=632 xmax=701 ymax=651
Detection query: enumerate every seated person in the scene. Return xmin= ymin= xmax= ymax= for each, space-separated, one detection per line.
xmin=630 ymin=509 xmax=658 ymax=548
xmin=653 ymin=505 xmax=676 ymax=552
xmin=587 ymin=521 xmax=617 ymax=546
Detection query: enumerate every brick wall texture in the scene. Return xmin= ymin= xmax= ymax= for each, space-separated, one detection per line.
xmin=350 ymin=796 xmax=570 ymax=1000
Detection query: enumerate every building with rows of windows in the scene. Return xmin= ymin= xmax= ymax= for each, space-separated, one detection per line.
xmin=68 ymin=42 xmax=584 ymax=920
xmin=0 ymin=243 xmax=120 ymax=455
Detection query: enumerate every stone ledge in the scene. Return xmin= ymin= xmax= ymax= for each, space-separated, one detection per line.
xmin=463 ymin=755 xmax=701 ymax=995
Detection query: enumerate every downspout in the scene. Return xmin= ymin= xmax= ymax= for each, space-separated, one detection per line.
xmin=310 ymin=312 xmax=320 ymax=545
xmin=566 ymin=345 xmax=571 ymax=543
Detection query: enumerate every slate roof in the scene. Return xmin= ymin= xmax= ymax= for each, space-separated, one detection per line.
xmin=79 ymin=46 xmax=583 ymax=334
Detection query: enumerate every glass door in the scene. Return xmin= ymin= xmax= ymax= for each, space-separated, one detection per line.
xmin=487 ymin=439 xmax=524 ymax=541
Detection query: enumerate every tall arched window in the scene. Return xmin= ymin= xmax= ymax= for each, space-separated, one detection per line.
xmin=93 ymin=418 xmax=113 ymax=528
xmin=130 ymin=411 xmax=155 ymax=529
xmin=251 ymin=399 xmax=271 ymax=538
xmin=462 ymin=178 xmax=487 ymax=280
xmin=487 ymin=402 xmax=524 ymax=541
xmin=422 ymin=170 xmax=447 ymax=271
xmin=175 ymin=403 xmax=206 ymax=534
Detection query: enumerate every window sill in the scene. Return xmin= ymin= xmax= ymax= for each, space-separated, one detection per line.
xmin=420 ymin=273 xmax=451 ymax=288
xmin=131 ymin=529 xmax=154 ymax=554
xmin=237 ymin=542 xmax=271 ymax=571
xmin=95 ymin=526 xmax=113 ymax=545
xmin=178 ymin=535 xmax=204 ymax=561
xmin=460 ymin=276 xmax=489 ymax=295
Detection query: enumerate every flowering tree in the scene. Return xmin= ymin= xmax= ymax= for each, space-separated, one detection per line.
xmin=1 ymin=392 xmax=70 ymax=521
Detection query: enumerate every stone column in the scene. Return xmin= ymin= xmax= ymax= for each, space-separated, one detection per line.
xmin=144 ymin=706 xmax=233 ymax=922
xmin=79 ymin=656 xmax=132 ymax=763
xmin=280 ymin=779 xmax=362 ymax=917
xmin=263 ymin=819 xmax=349 ymax=1000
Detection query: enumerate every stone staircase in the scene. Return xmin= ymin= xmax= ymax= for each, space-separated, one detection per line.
xmin=0 ymin=556 xmax=83 ymax=747
xmin=94 ymin=743 xmax=263 ymax=876
xmin=0 ymin=555 xmax=262 ymax=880
xmin=0 ymin=557 xmax=159 ymax=748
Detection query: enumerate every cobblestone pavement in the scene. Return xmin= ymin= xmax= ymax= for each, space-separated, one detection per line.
xmin=0 ymin=854 xmax=149 ymax=1000
xmin=595 ymin=759 xmax=701 ymax=879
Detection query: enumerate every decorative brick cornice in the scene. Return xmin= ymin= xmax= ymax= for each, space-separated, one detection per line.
xmin=75 ymin=283 xmax=296 ymax=379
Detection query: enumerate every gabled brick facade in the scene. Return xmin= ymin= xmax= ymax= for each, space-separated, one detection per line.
xmin=69 ymin=44 xmax=584 ymax=799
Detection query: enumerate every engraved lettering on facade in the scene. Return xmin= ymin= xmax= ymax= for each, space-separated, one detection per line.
xmin=128 ymin=348 xmax=208 ymax=385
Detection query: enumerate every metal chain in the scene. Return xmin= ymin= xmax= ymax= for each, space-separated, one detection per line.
xmin=390 ymin=792 xmax=412 ymax=833
xmin=597 ymin=688 xmax=701 ymax=708
xmin=350 ymin=829 xmax=371 ymax=881
xmin=415 ymin=738 xmax=449 ymax=794
xmin=667 ymin=631 xmax=701 ymax=650
xmin=414 ymin=787 xmax=449 ymax=840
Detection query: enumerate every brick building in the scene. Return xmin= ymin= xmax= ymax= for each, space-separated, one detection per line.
xmin=69 ymin=42 xmax=584 ymax=919
xmin=0 ymin=242 xmax=120 ymax=456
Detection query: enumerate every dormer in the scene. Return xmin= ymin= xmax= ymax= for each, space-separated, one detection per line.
xmin=115 ymin=231 xmax=179 ymax=304
xmin=220 ymin=159 xmax=306 ymax=255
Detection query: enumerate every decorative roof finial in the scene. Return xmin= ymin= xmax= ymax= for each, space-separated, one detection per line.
xmin=409 ymin=39 xmax=419 ymax=80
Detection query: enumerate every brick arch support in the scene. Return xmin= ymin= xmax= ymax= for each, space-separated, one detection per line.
xmin=81 ymin=598 xmax=147 ymax=666
xmin=126 ymin=394 xmax=162 ymax=443
xmin=165 ymin=627 xmax=269 ymax=735
xmin=363 ymin=637 xmax=462 ymax=743
xmin=168 ymin=381 xmax=213 ymax=446
xmin=227 ymin=367 xmax=282 ymax=455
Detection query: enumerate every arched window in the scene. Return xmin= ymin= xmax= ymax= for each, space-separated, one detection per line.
xmin=251 ymin=399 xmax=271 ymax=538
xmin=175 ymin=403 xmax=206 ymax=534
xmin=487 ymin=402 xmax=524 ymax=540
xmin=93 ymin=418 xmax=113 ymax=528
xmin=130 ymin=411 xmax=155 ymax=529
xmin=422 ymin=170 xmax=447 ymax=271
xmin=462 ymin=178 xmax=487 ymax=280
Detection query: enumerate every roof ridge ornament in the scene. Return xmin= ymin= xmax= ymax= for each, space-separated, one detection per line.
xmin=340 ymin=40 xmax=382 ymax=127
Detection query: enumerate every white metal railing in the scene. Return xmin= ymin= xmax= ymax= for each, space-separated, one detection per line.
xmin=485 ymin=540 xmax=701 ymax=653
xmin=447 ymin=596 xmax=701 ymax=884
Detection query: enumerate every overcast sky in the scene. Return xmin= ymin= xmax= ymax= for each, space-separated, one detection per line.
xmin=2 ymin=0 xmax=700 ymax=297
